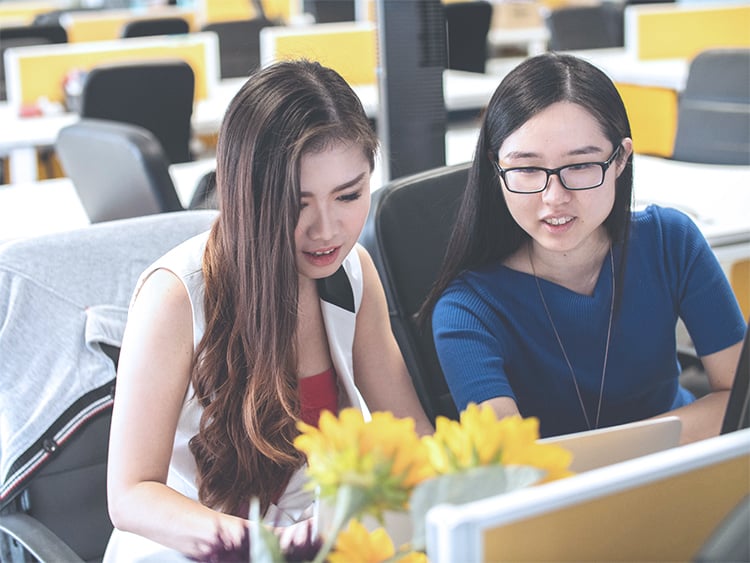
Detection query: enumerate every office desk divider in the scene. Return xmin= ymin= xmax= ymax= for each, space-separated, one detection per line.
xmin=425 ymin=427 xmax=750 ymax=563
xmin=259 ymin=21 xmax=377 ymax=86
xmin=0 ymin=1 xmax=59 ymax=27
xmin=624 ymin=3 xmax=750 ymax=61
xmin=59 ymin=7 xmax=198 ymax=43
xmin=3 ymin=32 xmax=220 ymax=109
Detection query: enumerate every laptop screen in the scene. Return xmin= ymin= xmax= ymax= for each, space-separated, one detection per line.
xmin=721 ymin=323 xmax=750 ymax=434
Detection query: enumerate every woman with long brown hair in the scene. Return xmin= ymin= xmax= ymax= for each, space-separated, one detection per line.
xmin=104 ymin=59 xmax=432 ymax=561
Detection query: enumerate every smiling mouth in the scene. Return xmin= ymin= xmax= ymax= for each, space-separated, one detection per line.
xmin=308 ymin=248 xmax=336 ymax=257
xmin=544 ymin=216 xmax=574 ymax=226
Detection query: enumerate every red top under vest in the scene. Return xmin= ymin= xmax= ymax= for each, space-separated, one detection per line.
xmin=299 ymin=367 xmax=338 ymax=426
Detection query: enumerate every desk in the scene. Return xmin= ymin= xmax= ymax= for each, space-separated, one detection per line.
xmin=0 ymin=70 xmax=502 ymax=183
xmin=0 ymin=158 xmax=216 ymax=242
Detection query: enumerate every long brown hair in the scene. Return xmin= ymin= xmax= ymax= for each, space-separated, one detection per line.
xmin=189 ymin=60 xmax=378 ymax=515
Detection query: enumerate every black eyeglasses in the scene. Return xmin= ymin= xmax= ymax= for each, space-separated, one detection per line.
xmin=492 ymin=144 xmax=622 ymax=194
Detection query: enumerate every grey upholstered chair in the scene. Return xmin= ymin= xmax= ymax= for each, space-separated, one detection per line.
xmin=0 ymin=210 xmax=218 ymax=562
xmin=56 ymin=119 xmax=185 ymax=223
xmin=672 ymin=48 xmax=750 ymax=165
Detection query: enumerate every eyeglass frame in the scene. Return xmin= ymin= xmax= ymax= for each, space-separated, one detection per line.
xmin=491 ymin=143 xmax=623 ymax=194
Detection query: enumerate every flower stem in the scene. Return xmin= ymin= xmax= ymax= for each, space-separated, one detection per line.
xmin=312 ymin=484 xmax=367 ymax=563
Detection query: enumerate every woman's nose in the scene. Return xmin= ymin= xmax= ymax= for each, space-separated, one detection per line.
xmin=308 ymin=208 xmax=335 ymax=241
xmin=542 ymin=173 xmax=571 ymax=204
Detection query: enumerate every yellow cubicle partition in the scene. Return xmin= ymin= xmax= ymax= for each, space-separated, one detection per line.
xmin=195 ymin=0 xmax=299 ymax=24
xmin=0 ymin=1 xmax=61 ymax=26
xmin=426 ymin=428 xmax=750 ymax=562
xmin=60 ymin=7 xmax=198 ymax=43
xmin=613 ymin=3 xmax=750 ymax=156
xmin=626 ymin=3 xmax=750 ymax=61
xmin=3 ymin=32 xmax=219 ymax=107
xmin=616 ymin=83 xmax=678 ymax=158
xmin=259 ymin=22 xmax=377 ymax=86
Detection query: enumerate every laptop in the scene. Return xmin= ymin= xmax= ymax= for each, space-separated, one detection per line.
xmin=538 ymin=416 xmax=683 ymax=473
xmin=721 ymin=321 xmax=750 ymax=434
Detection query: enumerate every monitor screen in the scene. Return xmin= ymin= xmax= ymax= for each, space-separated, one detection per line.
xmin=721 ymin=322 xmax=750 ymax=434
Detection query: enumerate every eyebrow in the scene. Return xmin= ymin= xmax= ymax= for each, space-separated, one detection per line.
xmin=502 ymin=145 xmax=605 ymax=162
xmin=299 ymin=171 xmax=367 ymax=197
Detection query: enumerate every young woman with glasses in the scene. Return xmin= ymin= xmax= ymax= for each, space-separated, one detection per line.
xmin=104 ymin=60 xmax=432 ymax=561
xmin=421 ymin=52 xmax=746 ymax=445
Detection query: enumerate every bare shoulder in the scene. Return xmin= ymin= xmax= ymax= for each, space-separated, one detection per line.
xmin=355 ymin=243 xmax=382 ymax=289
xmin=124 ymin=267 xmax=193 ymax=353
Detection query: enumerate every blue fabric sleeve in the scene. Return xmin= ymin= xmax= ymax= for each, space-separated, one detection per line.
xmin=655 ymin=206 xmax=746 ymax=355
xmin=432 ymin=283 xmax=516 ymax=412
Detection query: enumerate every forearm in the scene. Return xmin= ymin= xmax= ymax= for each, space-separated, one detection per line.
xmin=360 ymin=370 xmax=434 ymax=436
xmin=109 ymin=481 xmax=248 ymax=558
xmin=656 ymin=390 xmax=730 ymax=445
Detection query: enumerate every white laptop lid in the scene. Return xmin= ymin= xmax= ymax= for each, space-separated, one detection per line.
xmin=538 ymin=416 xmax=682 ymax=473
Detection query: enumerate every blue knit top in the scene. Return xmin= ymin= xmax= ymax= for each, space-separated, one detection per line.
xmin=432 ymin=205 xmax=747 ymax=437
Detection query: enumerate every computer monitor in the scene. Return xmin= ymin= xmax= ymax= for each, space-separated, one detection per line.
xmin=721 ymin=322 xmax=750 ymax=434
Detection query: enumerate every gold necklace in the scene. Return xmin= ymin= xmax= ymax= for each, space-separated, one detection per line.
xmin=528 ymin=245 xmax=615 ymax=431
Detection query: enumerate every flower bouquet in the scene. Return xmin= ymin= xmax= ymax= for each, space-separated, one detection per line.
xmin=204 ymin=403 xmax=574 ymax=562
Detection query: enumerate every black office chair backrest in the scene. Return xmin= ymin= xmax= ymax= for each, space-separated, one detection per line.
xmin=200 ymin=18 xmax=277 ymax=78
xmin=0 ymin=210 xmax=218 ymax=562
xmin=359 ymin=162 xmax=471 ymax=422
xmin=546 ymin=4 xmax=624 ymax=51
xmin=0 ymin=24 xmax=67 ymax=101
xmin=444 ymin=0 xmax=493 ymax=73
xmin=56 ymin=118 xmax=184 ymax=223
xmin=672 ymin=48 xmax=750 ymax=165
xmin=120 ymin=16 xmax=190 ymax=38
xmin=304 ymin=0 xmax=356 ymax=22
xmin=79 ymin=59 xmax=195 ymax=164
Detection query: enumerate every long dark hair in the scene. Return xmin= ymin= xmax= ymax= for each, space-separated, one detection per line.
xmin=189 ymin=60 xmax=378 ymax=515
xmin=420 ymin=52 xmax=633 ymax=323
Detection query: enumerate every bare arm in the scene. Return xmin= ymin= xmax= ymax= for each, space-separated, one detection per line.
xmin=107 ymin=269 xmax=248 ymax=558
xmin=656 ymin=340 xmax=743 ymax=445
xmin=352 ymin=246 xmax=434 ymax=435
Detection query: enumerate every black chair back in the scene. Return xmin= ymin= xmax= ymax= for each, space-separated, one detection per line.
xmin=80 ymin=59 xmax=195 ymax=164
xmin=444 ymin=0 xmax=493 ymax=73
xmin=673 ymin=48 xmax=750 ymax=165
xmin=546 ymin=4 xmax=624 ymax=51
xmin=120 ymin=16 xmax=190 ymax=38
xmin=201 ymin=18 xmax=276 ymax=78
xmin=359 ymin=162 xmax=471 ymax=422
xmin=56 ymin=118 xmax=184 ymax=223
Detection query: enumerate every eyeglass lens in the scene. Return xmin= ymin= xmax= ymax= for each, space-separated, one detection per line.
xmin=505 ymin=163 xmax=605 ymax=193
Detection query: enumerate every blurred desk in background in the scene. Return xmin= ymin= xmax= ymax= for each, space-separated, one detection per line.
xmin=0 ymin=70 xmax=502 ymax=183
xmin=0 ymin=158 xmax=216 ymax=242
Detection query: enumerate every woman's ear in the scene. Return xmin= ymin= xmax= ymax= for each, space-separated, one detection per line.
xmin=616 ymin=138 xmax=634 ymax=176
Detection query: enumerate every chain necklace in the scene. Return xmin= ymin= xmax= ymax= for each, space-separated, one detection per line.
xmin=528 ymin=245 xmax=615 ymax=431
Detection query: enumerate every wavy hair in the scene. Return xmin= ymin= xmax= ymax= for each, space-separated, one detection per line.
xmin=189 ymin=60 xmax=378 ymax=516
xmin=420 ymin=52 xmax=633 ymax=323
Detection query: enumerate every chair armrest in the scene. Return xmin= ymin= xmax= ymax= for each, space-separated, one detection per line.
xmin=0 ymin=512 xmax=84 ymax=563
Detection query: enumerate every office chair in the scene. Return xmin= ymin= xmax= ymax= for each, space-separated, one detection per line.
xmin=359 ymin=162 xmax=470 ymax=422
xmin=444 ymin=0 xmax=493 ymax=73
xmin=0 ymin=210 xmax=218 ymax=563
xmin=672 ymin=48 xmax=750 ymax=165
xmin=0 ymin=24 xmax=67 ymax=101
xmin=120 ymin=16 xmax=190 ymax=38
xmin=545 ymin=4 xmax=624 ymax=51
xmin=56 ymin=118 xmax=187 ymax=223
xmin=304 ymin=0 xmax=356 ymax=23
xmin=79 ymin=59 xmax=195 ymax=164
xmin=200 ymin=17 xmax=277 ymax=79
